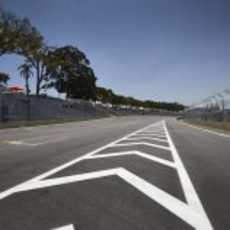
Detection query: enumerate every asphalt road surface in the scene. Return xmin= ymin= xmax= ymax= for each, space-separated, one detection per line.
xmin=0 ymin=116 xmax=229 ymax=230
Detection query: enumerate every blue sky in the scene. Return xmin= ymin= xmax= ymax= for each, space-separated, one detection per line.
xmin=0 ymin=0 xmax=230 ymax=105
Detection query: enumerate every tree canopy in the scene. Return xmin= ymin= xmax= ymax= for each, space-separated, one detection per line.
xmin=0 ymin=72 xmax=10 ymax=86
xmin=95 ymin=87 xmax=184 ymax=111
xmin=0 ymin=8 xmax=43 ymax=59
xmin=45 ymin=46 xmax=97 ymax=99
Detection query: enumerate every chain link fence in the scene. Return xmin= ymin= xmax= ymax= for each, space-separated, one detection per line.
xmin=184 ymin=89 xmax=230 ymax=122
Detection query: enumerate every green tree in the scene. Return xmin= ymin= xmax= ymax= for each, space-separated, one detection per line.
xmin=18 ymin=63 xmax=33 ymax=97
xmin=0 ymin=8 xmax=43 ymax=58
xmin=0 ymin=8 xmax=47 ymax=95
xmin=46 ymin=46 xmax=97 ymax=100
xmin=96 ymin=87 xmax=114 ymax=103
xmin=0 ymin=72 xmax=10 ymax=86
xmin=18 ymin=63 xmax=33 ymax=120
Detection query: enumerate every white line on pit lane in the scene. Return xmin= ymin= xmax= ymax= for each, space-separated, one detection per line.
xmin=52 ymin=224 xmax=75 ymax=230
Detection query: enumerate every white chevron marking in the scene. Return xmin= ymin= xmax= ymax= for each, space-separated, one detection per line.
xmin=16 ymin=167 xmax=211 ymax=229
xmin=86 ymin=150 xmax=175 ymax=168
xmin=126 ymin=136 xmax=168 ymax=143
xmin=113 ymin=142 xmax=170 ymax=151
xmin=0 ymin=119 xmax=213 ymax=230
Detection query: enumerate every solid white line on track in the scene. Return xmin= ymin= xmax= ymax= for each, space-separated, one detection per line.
xmin=164 ymin=120 xmax=213 ymax=230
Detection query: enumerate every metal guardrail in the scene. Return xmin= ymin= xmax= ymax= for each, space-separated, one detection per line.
xmin=184 ymin=89 xmax=230 ymax=121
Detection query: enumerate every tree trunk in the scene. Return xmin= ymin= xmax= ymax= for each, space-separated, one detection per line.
xmin=25 ymin=76 xmax=31 ymax=120
xmin=36 ymin=65 xmax=40 ymax=96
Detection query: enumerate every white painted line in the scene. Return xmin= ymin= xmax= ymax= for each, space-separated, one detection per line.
xmin=135 ymin=133 xmax=166 ymax=138
xmin=52 ymin=224 xmax=75 ymax=230
xmin=140 ymin=126 xmax=164 ymax=130
xmin=13 ymin=166 xmax=210 ymax=229
xmin=2 ymin=140 xmax=42 ymax=146
xmin=113 ymin=142 xmax=170 ymax=151
xmin=86 ymin=151 xmax=134 ymax=159
xmin=0 ymin=120 xmax=163 ymax=200
xmin=136 ymin=130 xmax=165 ymax=135
xmin=86 ymin=150 xmax=175 ymax=168
xmin=22 ymin=134 xmax=67 ymax=142
xmin=131 ymin=133 xmax=167 ymax=139
xmin=118 ymin=168 xmax=207 ymax=229
xmin=180 ymin=121 xmax=230 ymax=138
xmin=140 ymin=125 xmax=164 ymax=132
xmin=126 ymin=137 xmax=168 ymax=143
xmin=3 ymin=140 xmax=24 ymax=145
xmin=16 ymin=168 xmax=120 ymax=192
xmin=163 ymin=120 xmax=213 ymax=230
xmin=134 ymin=150 xmax=175 ymax=168
xmin=1 ymin=138 xmax=65 ymax=147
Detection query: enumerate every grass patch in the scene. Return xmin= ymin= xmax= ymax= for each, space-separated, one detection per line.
xmin=184 ymin=118 xmax=230 ymax=134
